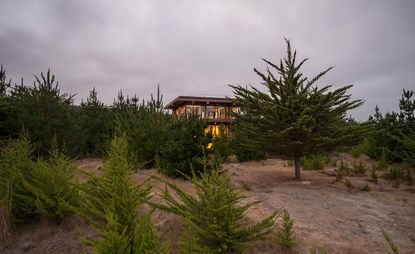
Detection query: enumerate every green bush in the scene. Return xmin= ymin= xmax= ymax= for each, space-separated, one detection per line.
xmin=344 ymin=179 xmax=354 ymax=191
xmin=275 ymin=209 xmax=298 ymax=248
xmin=384 ymin=165 xmax=413 ymax=185
xmin=373 ymin=159 xmax=389 ymax=171
xmin=361 ymin=183 xmax=371 ymax=192
xmin=152 ymin=160 xmax=278 ymax=253
xmin=159 ymin=114 xmax=213 ymax=177
xmin=335 ymin=160 xmax=350 ymax=182
xmin=116 ymin=87 xmax=170 ymax=169
xmin=370 ymin=167 xmax=378 ymax=183
xmin=21 ymin=145 xmax=78 ymax=222
xmin=301 ymin=154 xmax=328 ymax=170
xmin=352 ymin=161 xmax=367 ymax=175
xmin=0 ymin=133 xmax=77 ymax=225
xmin=73 ymin=134 xmax=167 ymax=253
xmin=0 ymin=133 xmax=37 ymax=225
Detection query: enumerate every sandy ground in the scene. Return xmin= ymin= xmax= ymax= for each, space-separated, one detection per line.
xmin=2 ymin=154 xmax=415 ymax=254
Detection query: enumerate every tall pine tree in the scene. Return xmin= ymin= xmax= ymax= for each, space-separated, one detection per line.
xmin=230 ymin=39 xmax=363 ymax=180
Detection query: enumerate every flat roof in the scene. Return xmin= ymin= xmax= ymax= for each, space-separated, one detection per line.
xmin=165 ymin=96 xmax=235 ymax=109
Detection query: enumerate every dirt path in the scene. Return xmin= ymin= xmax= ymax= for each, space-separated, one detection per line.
xmin=3 ymin=155 xmax=415 ymax=254
xmin=226 ymin=158 xmax=415 ymax=253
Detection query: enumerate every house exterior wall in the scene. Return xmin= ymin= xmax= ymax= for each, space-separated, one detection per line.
xmin=166 ymin=96 xmax=239 ymax=136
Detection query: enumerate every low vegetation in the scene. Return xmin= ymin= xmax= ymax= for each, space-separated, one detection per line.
xmin=151 ymin=157 xmax=279 ymax=253
xmin=301 ymin=154 xmax=329 ymax=171
xmin=275 ymin=209 xmax=298 ymax=248
xmin=72 ymin=134 xmax=167 ymax=253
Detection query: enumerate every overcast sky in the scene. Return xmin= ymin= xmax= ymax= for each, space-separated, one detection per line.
xmin=1 ymin=0 xmax=414 ymax=120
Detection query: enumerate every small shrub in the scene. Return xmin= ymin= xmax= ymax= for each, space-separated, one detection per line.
xmin=336 ymin=160 xmax=350 ymax=182
xmin=384 ymin=166 xmax=404 ymax=181
xmin=73 ymin=134 xmax=167 ymax=253
xmin=335 ymin=172 xmax=343 ymax=182
xmin=352 ymin=161 xmax=367 ymax=175
xmin=350 ymin=141 xmax=369 ymax=158
xmin=374 ymin=159 xmax=388 ymax=171
xmin=276 ymin=209 xmax=298 ymax=248
xmin=392 ymin=181 xmax=401 ymax=188
xmin=0 ymin=133 xmax=78 ymax=225
xmin=383 ymin=165 xmax=413 ymax=187
xmin=338 ymin=160 xmax=351 ymax=174
xmin=152 ymin=160 xmax=278 ymax=253
xmin=287 ymin=160 xmax=294 ymax=167
xmin=344 ymin=179 xmax=354 ymax=191
xmin=370 ymin=167 xmax=378 ymax=183
xmin=328 ymin=157 xmax=337 ymax=167
xmin=21 ymin=145 xmax=78 ymax=222
xmin=0 ymin=133 xmax=37 ymax=225
xmin=241 ymin=182 xmax=252 ymax=191
xmin=360 ymin=183 xmax=371 ymax=192
xmin=302 ymin=154 xmax=328 ymax=171
xmin=351 ymin=148 xmax=361 ymax=158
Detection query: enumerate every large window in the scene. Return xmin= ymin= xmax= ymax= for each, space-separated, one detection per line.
xmin=185 ymin=105 xmax=204 ymax=117
xmin=206 ymin=106 xmax=230 ymax=119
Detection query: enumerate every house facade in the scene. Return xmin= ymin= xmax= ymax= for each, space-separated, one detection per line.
xmin=165 ymin=96 xmax=239 ymax=135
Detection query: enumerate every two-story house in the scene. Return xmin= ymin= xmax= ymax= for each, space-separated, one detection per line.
xmin=165 ymin=96 xmax=239 ymax=135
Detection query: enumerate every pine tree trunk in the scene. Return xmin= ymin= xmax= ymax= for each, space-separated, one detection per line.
xmin=294 ymin=157 xmax=301 ymax=181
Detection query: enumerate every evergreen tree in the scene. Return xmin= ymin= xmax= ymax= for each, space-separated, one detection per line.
xmin=116 ymin=86 xmax=170 ymax=168
xmin=0 ymin=64 xmax=12 ymax=139
xmin=0 ymin=132 xmax=37 ymax=225
xmin=21 ymin=142 xmax=78 ymax=222
xmin=276 ymin=209 xmax=298 ymax=248
xmin=78 ymin=87 xmax=113 ymax=157
xmin=73 ymin=133 xmax=167 ymax=253
xmin=0 ymin=64 xmax=11 ymax=96
xmin=152 ymin=159 xmax=278 ymax=253
xmin=230 ymin=39 xmax=363 ymax=180
xmin=7 ymin=69 xmax=77 ymax=156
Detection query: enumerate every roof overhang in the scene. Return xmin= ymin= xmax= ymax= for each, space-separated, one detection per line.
xmin=165 ymin=96 xmax=236 ymax=109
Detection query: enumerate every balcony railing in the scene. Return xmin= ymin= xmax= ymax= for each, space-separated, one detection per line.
xmin=174 ymin=105 xmax=239 ymax=121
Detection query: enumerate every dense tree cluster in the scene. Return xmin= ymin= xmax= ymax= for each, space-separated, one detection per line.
xmin=0 ymin=66 xmax=223 ymax=177
xmin=365 ymin=89 xmax=415 ymax=165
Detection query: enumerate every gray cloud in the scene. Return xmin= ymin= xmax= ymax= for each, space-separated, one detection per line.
xmin=1 ymin=0 xmax=414 ymax=120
